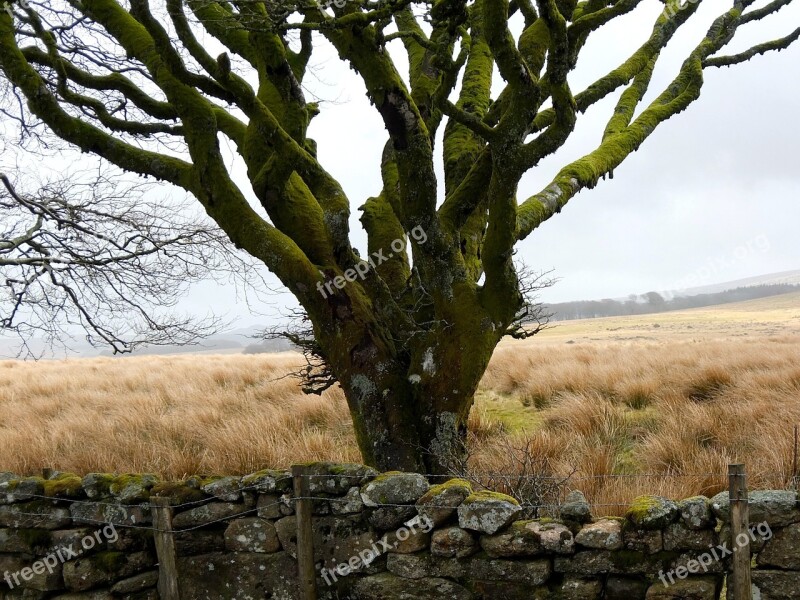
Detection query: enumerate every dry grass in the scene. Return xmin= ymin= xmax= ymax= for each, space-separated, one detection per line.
xmin=0 ymin=354 xmax=359 ymax=477
xmin=2 ymin=294 xmax=800 ymax=515
xmin=478 ymin=335 xmax=800 ymax=513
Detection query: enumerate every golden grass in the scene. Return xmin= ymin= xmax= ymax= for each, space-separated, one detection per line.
xmin=478 ymin=335 xmax=800 ymax=513
xmin=2 ymin=294 xmax=800 ymax=515
xmin=0 ymin=354 xmax=359 ymax=477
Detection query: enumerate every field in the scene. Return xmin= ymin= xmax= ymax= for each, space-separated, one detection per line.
xmin=2 ymin=292 xmax=799 ymax=514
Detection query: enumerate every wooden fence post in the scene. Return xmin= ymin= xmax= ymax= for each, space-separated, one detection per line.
xmin=292 ymin=465 xmax=317 ymax=600
xmin=729 ymin=464 xmax=752 ymax=600
xmin=151 ymin=497 xmax=181 ymax=600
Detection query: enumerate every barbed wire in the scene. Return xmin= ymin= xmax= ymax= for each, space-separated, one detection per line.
xmin=0 ymin=469 xmax=783 ymax=533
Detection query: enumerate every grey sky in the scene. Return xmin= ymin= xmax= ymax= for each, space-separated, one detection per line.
xmin=297 ymin=0 xmax=800 ymax=308
xmin=2 ymin=0 xmax=799 ymax=334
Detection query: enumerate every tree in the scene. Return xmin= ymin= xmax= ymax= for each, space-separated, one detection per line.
xmin=0 ymin=171 xmax=249 ymax=355
xmin=0 ymin=0 xmax=796 ymax=472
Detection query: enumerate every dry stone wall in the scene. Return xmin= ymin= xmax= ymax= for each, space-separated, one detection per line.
xmin=1 ymin=465 xmax=799 ymax=599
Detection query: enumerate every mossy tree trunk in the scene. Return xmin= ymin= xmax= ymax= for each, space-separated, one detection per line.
xmin=0 ymin=0 xmax=796 ymax=471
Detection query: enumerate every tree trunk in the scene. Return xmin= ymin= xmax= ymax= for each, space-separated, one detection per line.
xmin=318 ymin=295 xmax=504 ymax=474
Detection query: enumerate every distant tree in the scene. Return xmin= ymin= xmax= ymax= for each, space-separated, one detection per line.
xmin=645 ymin=291 xmax=665 ymax=306
xmin=0 ymin=0 xmax=796 ymax=471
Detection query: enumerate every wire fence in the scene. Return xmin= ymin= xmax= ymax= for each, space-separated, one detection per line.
xmin=0 ymin=464 xmax=780 ymax=600
xmin=0 ymin=468 xmax=786 ymax=532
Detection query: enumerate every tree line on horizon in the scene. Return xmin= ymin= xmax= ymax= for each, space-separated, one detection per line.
xmin=544 ymin=284 xmax=800 ymax=322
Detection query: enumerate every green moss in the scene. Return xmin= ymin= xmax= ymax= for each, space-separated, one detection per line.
xmin=241 ymin=469 xmax=287 ymax=484
xmin=463 ymin=490 xmax=519 ymax=505
xmin=371 ymin=471 xmax=405 ymax=482
xmin=150 ymin=481 xmax=206 ymax=505
xmin=679 ymin=495 xmax=710 ymax=504
xmin=16 ymin=528 xmax=52 ymax=548
xmin=609 ymin=549 xmax=647 ymax=569
xmin=93 ymin=551 xmax=126 ymax=573
xmin=82 ymin=473 xmax=116 ymax=497
xmin=109 ymin=474 xmax=158 ymax=502
xmin=434 ymin=478 xmax=472 ymax=491
xmin=626 ymin=496 xmax=661 ymax=521
xmin=42 ymin=473 xmax=84 ymax=498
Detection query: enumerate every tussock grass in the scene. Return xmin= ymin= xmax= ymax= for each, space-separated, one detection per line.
xmin=0 ymin=354 xmax=358 ymax=477
xmin=2 ymin=331 xmax=799 ymax=515
xmin=478 ymin=336 xmax=800 ymax=512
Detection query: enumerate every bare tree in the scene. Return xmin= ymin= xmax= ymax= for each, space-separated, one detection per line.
xmin=0 ymin=170 xmax=252 ymax=355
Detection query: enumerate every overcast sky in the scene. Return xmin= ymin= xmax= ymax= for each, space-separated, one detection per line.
xmin=2 ymin=0 xmax=799 ymax=334
xmin=298 ymin=0 xmax=800 ymax=307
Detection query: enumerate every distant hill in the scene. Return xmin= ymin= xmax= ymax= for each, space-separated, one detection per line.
xmin=4 ymin=269 xmax=797 ymax=358
xmin=545 ymin=282 xmax=800 ymax=322
xmin=662 ymin=269 xmax=800 ymax=298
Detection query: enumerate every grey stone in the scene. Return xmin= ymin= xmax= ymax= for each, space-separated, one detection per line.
xmin=2 ymin=557 xmax=62 ymax=591
xmin=710 ymin=490 xmax=799 ymax=526
xmin=606 ymin=576 xmax=649 ymax=600
xmin=469 ymin=557 xmax=551 ymax=584
xmin=174 ymin=530 xmax=225 ymax=556
xmin=751 ymin=570 xmax=800 ymax=599
xmin=0 ymin=478 xmax=44 ymax=503
xmin=51 ymin=592 xmax=114 ymax=600
xmin=0 ymin=502 xmax=71 ymax=529
xmin=351 ymin=573 xmax=474 ymax=600
xmin=389 ymin=552 xmax=550 ymax=584
xmin=663 ymin=522 xmax=716 ymax=552
xmin=623 ymin=529 xmax=663 ymax=554
xmin=201 ymin=476 xmax=242 ymax=502
xmin=361 ymin=473 xmax=429 ymax=507
xmin=276 ymin=514 xmax=375 ymax=572
xmin=367 ymin=505 xmax=417 ymax=530
xmin=432 ymin=526 xmax=479 ymax=558
xmin=80 ymin=474 xmax=115 ymax=500
xmin=718 ymin=522 xmax=770 ymax=553
xmin=256 ymin=493 xmax=283 ymax=519
xmin=109 ymin=571 xmax=158 ymax=594
xmin=626 ymin=496 xmax=678 ymax=530
xmin=224 ymin=517 xmax=280 ymax=553
xmin=556 ymin=578 xmax=603 ymax=599
xmin=240 ymin=469 xmax=292 ymax=494
xmin=171 ymin=502 xmax=242 ymax=529
xmin=105 ymin=528 xmax=154 ymax=553
xmin=304 ymin=463 xmax=378 ymax=495
xmin=177 ymin=551 xmax=298 ymax=600
xmin=678 ymin=497 xmax=712 ymax=530
xmin=69 ymin=503 xmax=150 ymax=527
xmin=554 ymin=550 xmax=614 ymax=576
xmin=386 ymin=553 xmax=466 ymax=580
xmin=757 ymin=522 xmax=800 ymax=569
xmin=480 ymin=522 xmax=541 ymax=558
xmin=0 ymin=528 xmax=52 ymax=553
xmin=526 ymin=521 xmax=575 ymax=554
xmin=668 ymin=552 xmax=725 ymax=575
xmin=457 ymin=492 xmax=521 ymax=534
xmin=0 ymin=554 xmax=27 ymax=576
xmin=109 ymin=475 xmax=158 ymax=503
xmin=0 ymin=589 xmax=49 ymax=600
xmin=331 ymin=487 xmax=364 ymax=515
xmin=644 ymin=576 xmax=718 ymax=599
xmin=560 ymin=490 xmax=592 ymax=523
xmin=63 ymin=551 xmax=155 ymax=592
xmin=383 ymin=519 xmax=431 ymax=554
xmin=575 ymin=519 xmax=623 ymax=550
xmin=416 ymin=479 xmax=472 ymax=527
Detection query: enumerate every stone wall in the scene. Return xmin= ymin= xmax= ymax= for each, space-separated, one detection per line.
xmin=1 ymin=465 xmax=799 ymax=599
